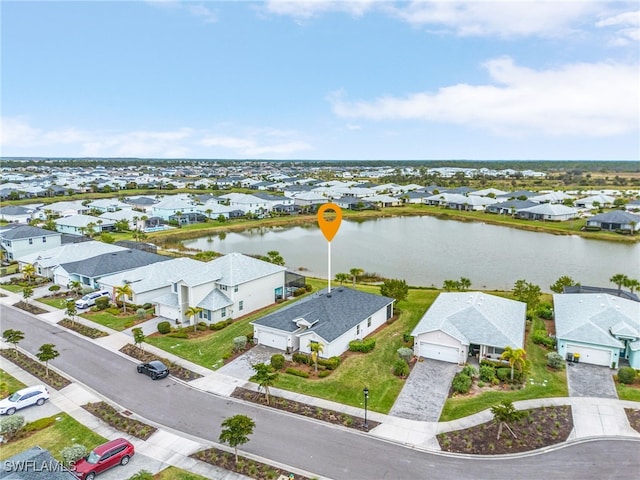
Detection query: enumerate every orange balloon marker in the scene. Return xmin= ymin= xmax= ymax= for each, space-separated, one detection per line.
xmin=317 ymin=203 xmax=343 ymax=293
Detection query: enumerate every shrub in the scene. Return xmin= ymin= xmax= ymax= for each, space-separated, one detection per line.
xmin=0 ymin=415 xmax=25 ymax=439
xmin=94 ymin=296 xmax=110 ymax=310
xmin=461 ymin=365 xmax=477 ymax=378
xmin=23 ymin=416 xmax=56 ymax=432
xmin=452 ymin=373 xmax=472 ymax=394
xmin=479 ymin=364 xmax=496 ymax=382
xmin=496 ymin=368 xmax=511 ymax=382
xmin=142 ymin=303 xmax=152 ymax=310
xmin=397 ymin=347 xmax=413 ymax=363
xmin=157 ymin=321 xmax=171 ymax=334
xmin=167 ymin=332 xmax=188 ymax=339
xmin=136 ymin=308 xmax=147 ymax=320
xmin=128 ymin=471 xmax=154 ymax=480
xmin=531 ymin=329 xmax=555 ymax=348
xmin=546 ymin=352 xmax=565 ymax=370
xmin=60 ymin=444 xmax=88 ymax=467
xmin=318 ymin=370 xmax=331 ymax=378
xmin=292 ymin=352 xmax=310 ymax=365
xmin=285 ymin=368 xmax=310 ymax=378
xmin=393 ymin=359 xmax=410 ymax=377
xmin=318 ymin=356 xmax=340 ymax=370
xmin=304 ymin=283 xmax=313 ymax=292
xmin=270 ymin=354 xmax=285 ymax=370
xmin=618 ymin=366 xmax=637 ymax=385
xmin=536 ymin=303 xmax=554 ymax=320
xmin=293 ymin=288 xmax=306 ymax=297
xmin=233 ymin=336 xmax=248 ymax=352
xmin=402 ymin=332 xmax=413 ymax=343
xmin=349 ymin=338 xmax=376 ymax=353
xmin=195 ymin=321 xmax=207 ymax=331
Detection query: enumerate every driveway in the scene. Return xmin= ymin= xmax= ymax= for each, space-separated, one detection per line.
xmin=389 ymin=358 xmax=459 ymax=422
xmin=216 ymin=344 xmax=283 ymax=381
xmin=566 ymin=362 xmax=618 ymax=398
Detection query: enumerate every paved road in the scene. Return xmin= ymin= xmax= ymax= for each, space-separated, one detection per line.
xmin=2 ymin=304 xmax=640 ymax=480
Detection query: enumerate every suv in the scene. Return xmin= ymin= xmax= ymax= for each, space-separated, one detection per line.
xmin=0 ymin=385 xmax=50 ymax=415
xmin=73 ymin=438 xmax=135 ymax=480
xmin=75 ymin=290 xmax=111 ymax=309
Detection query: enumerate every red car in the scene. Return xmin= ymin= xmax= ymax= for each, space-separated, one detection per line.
xmin=73 ymin=438 xmax=135 ymax=480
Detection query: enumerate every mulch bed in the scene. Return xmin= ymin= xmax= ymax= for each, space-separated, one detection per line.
xmin=231 ymin=387 xmax=380 ymax=432
xmin=58 ymin=319 xmax=109 ymax=339
xmin=0 ymin=349 xmax=71 ymax=390
xmin=192 ymin=447 xmax=311 ymax=480
xmin=82 ymin=401 xmax=157 ymax=440
xmin=625 ymin=408 xmax=640 ymax=433
xmin=437 ymin=405 xmax=573 ymax=455
xmin=12 ymin=301 xmax=48 ymax=315
xmin=119 ymin=344 xmax=203 ymax=381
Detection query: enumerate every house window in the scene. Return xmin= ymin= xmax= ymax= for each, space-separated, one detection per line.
xmin=356 ymin=325 xmax=360 ymax=335
xmin=219 ymin=285 xmax=227 ymax=291
xmin=29 ymin=238 xmax=33 ymax=245
xmin=221 ymin=307 xmax=226 ymax=318
xmin=367 ymin=317 xmax=371 ymax=328
xmin=239 ymin=300 xmax=244 ymax=311
xmin=234 ymin=285 xmax=239 ymax=292
xmin=172 ymin=282 xmax=178 ymax=293
xmin=42 ymin=237 xmax=46 ymax=243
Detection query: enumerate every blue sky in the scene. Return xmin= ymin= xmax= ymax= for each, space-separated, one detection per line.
xmin=2 ymin=1 xmax=639 ymax=160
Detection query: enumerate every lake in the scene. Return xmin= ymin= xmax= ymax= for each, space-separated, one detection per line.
xmin=184 ymin=216 xmax=640 ymax=292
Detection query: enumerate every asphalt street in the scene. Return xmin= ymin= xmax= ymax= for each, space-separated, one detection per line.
xmin=2 ymin=304 xmax=640 ymax=480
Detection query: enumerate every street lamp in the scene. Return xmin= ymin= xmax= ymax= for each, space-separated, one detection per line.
xmin=363 ymin=387 xmax=369 ymax=430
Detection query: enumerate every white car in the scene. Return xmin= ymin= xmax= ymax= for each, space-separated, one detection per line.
xmin=0 ymin=385 xmax=50 ymax=415
xmin=75 ymin=290 xmax=111 ymax=309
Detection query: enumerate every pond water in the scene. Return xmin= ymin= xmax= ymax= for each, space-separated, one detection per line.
xmin=184 ymin=216 xmax=640 ymax=292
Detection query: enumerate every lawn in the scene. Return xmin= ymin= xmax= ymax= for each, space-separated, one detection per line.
xmin=616 ymin=382 xmax=640 ymax=402
xmin=81 ymin=309 xmax=148 ymax=331
xmin=0 ymin=368 xmax=27 ymax=397
xmin=37 ymin=295 xmax=74 ymax=309
xmin=0 ymin=283 xmax=24 ymax=293
xmin=439 ymin=316 xmax=568 ymax=421
xmin=156 ymin=466 xmax=211 ymax=480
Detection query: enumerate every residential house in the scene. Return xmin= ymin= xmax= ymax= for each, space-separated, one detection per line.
xmin=125 ymin=196 xmax=159 ymax=213
xmin=515 ymin=203 xmax=578 ymax=221
xmin=529 ymin=191 xmax=575 ymax=204
xmin=485 ymin=199 xmax=539 ymax=215
xmin=87 ymin=198 xmax=131 ymax=212
xmin=41 ymin=200 xmax=90 ymax=218
xmin=151 ymin=196 xmax=200 ymax=221
xmin=0 ymin=205 xmax=37 ymax=223
xmin=411 ymin=292 xmax=526 ymax=364
xmin=252 ymin=286 xmax=394 ymax=358
xmin=0 ymin=225 xmax=62 ymax=262
xmin=219 ymin=193 xmax=270 ymax=216
xmin=1 ymin=446 xmax=77 ymax=479
xmin=575 ymin=194 xmax=615 ymax=209
xmin=553 ymin=293 xmax=640 ymax=368
xmin=585 ymin=211 xmax=640 ymax=233
xmin=54 ymin=215 xmax=116 ymax=235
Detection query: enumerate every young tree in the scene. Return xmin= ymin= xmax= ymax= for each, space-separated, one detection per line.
xmin=218 ymin=414 xmax=256 ymax=465
xmin=22 ymin=285 xmax=34 ymax=305
xmin=512 ymin=279 xmax=541 ymax=312
xmin=624 ymin=278 xmax=640 ymax=294
xmin=184 ymin=306 xmax=203 ymax=332
xmin=491 ymin=400 xmax=528 ymax=440
xmin=380 ymin=278 xmax=409 ymax=303
xmin=500 ymin=346 xmax=527 ymax=382
xmin=264 ymin=250 xmax=285 ymax=266
xmin=36 ymin=343 xmax=60 ymax=377
xmin=115 ymin=284 xmax=133 ymax=313
xmin=610 ymin=273 xmax=629 ymax=292
xmin=132 ymin=327 xmax=145 ymax=351
xmin=550 ymin=275 xmax=579 ymax=293
xmin=22 ymin=263 xmax=36 ymax=284
xmin=309 ymin=341 xmax=324 ymax=372
xmin=334 ymin=273 xmax=350 ymax=285
xmin=49 ymin=284 xmax=61 ymax=295
xmin=442 ymin=279 xmax=459 ymax=292
xmin=66 ymin=300 xmax=78 ymax=327
xmin=458 ymin=277 xmax=472 ymax=291
xmin=350 ymin=267 xmax=364 ymax=287
xmin=2 ymin=329 xmax=24 ymax=355
xmin=251 ymin=362 xmax=278 ymax=405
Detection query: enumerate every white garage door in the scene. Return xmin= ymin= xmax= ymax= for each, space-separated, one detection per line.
xmin=567 ymin=344 xmax=612 ymax=367
xmin=257 ymin=330 xmax=287 ymax=350
xmin=419 ymin=342 xmax=459 ymax=363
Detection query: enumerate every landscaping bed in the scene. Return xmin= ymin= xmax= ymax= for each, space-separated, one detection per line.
xmin=119 ymin=344 xmax=204 ymax=381
xmin=625 ymin=408 xmax=640 ymax=434
xmin=231 ymin=387 xmax=379 ymax=432
xmin=82 ymin=401 xmax=157 ymax=440
xmin=0 ymin=349 xmax=71 ymax=390
xmin=437 ymin=405 xmax=573 ymax=455
xmin=12 ymin=301 xmax=48 ymax=315
xmin=57 ymin=318 xmax=109 ymax=339
xmin=192 ymin=447 xmax=312 ymax=480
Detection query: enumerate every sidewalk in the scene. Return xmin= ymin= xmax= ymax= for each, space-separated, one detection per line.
xmin=2 ymin=286 xmax=640 ymax=478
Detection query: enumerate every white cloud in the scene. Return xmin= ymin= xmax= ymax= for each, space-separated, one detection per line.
xmin=330 ymin=57 xmax=640 ymax=137
xmin=200 ymin=134 xmax=311 ymax=155
xmin=596 ymin=9 xmax=640 ymax=45
xmin=145 ymin=0 xmax=218 ymax=23
xmin=263 ymin=0 xmax=375 ymax=19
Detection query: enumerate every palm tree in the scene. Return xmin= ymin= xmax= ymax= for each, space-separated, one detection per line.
xmin=491 ymin=400 xmax=528 ymax=440
xmin=22 ymin=263 xmax=36 ymax=284
xmin=185 ymin=306 xmax=203 ymax=332
xmin=251 ymin=363 xmax=278 ymax=405
xmin=309 ymin=341 xmax=324 ymax=372
xmin=335 ymin=273 xmax=350 ymax=285
xmin=459 ymin=277 xmax=472 ymax=291
xmin=350 ymin=267 xmax=364 ymax=287
xmin=68 ymin=280 xmax=83 ymax=297
xmin=610 ymin=273 xmax=629 ymax=292
xmin=500 ymin=347 xmax=527 ymax=382
xmin=115 ymin=284 xmax=133 ymax=314
xmin=624 ymin=278 xmax=640 ymax=294
xmin=205 ymin=209 xmax=213 ymax=221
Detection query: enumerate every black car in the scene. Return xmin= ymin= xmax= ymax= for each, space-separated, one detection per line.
xmin=136 ymin=360 xmax=169 ymax=380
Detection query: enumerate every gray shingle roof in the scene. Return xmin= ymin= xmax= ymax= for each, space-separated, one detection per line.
xmin=59 ymin=249 xmax=170 ymax=278
xmin=252 ymin=287 xmax=394 ymax=343
xmin=411 ymin=292 xmax=526 ymax=348
xmin=587 ymin=210 xmax=640 ymax=224
xmin=0 ymin=225 xmax=60 ymax=240
xmin=2 ymin=446 xmax=77 ymax=479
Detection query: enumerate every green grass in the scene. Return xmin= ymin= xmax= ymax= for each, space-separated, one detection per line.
xmin=156 ymin=466 xmax=211 ymax=480
xmin=616 ymin=382 xmax=640 ymax=401
xmin=81 ymin=310 xmax=142 ymax=331
xmin=37 ymin=296 xmax=74 ymax=309
xmin=0 ymin=413 xmax=107 ymax=461
xmin=0 ymin=284 xmax=24 ymax=293
xmin=439 ymin=316 xmax=568 ymax=421
xmin=0 ymin=368 xmax=27 ymax=398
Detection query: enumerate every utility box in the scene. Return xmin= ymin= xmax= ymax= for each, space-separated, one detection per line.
xmin=573 ymin=353 xmax=580 ymax=363
xmin=567 ymin=353 xmax=574 ymax=362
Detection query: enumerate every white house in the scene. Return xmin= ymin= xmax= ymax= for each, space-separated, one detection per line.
xmin=411 ymin=292 xmax=526 ymax=364
xmin=515 ymin=203 xmax=578 ymax=221
xmin=0 ymin=225 xmax=62 ymax=262
xmin=54 ymin=215 xmax=116 ymax=235
xmin=251 ymin=287 xmax=394 ymax=358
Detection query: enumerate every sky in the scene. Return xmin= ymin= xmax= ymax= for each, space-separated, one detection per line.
xmin=1 ymin=0 xmax=639 ymax=161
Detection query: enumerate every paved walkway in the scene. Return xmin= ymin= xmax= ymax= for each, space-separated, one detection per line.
xmin=1 ymin=287 xmax=640 ymax=479
xmin=567 ymin=362 xmax=618 ymax=398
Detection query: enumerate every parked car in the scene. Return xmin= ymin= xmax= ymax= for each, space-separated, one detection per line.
xmin=73 ymin=437 xmax=135 ymax=480
xmin=75 ymin=290 xmax=111 ymax=309
xmin=136 ymin=360 xmax=169 ymax=380
xmin=0 ymin=385 xmax=50 ymax=415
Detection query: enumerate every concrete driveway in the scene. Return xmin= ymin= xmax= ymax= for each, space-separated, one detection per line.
xmin=567 ymin=362 xmax=618 ymax=398
xmin=216 ymin=344 xmax=282 ymax=381
xmin=389 ymin=358 xmax=459 ymax=422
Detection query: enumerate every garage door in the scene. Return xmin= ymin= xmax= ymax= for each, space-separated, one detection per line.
xmin=257 ymin=330 xmax=287 ymax=350
xmin=567 ymin=344 xmax=612 ymax=367
xmin=419 ymin=342 xmax=459 ymax=363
